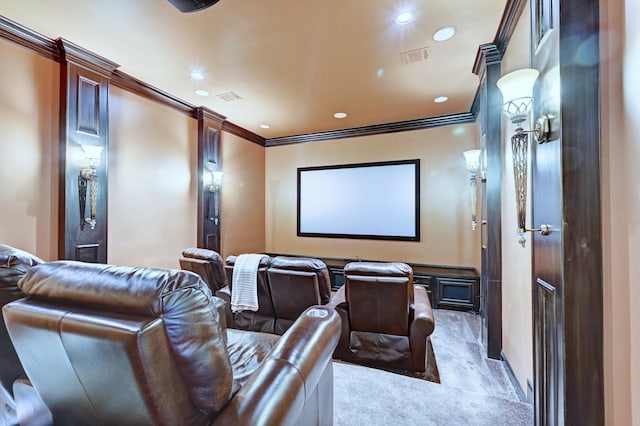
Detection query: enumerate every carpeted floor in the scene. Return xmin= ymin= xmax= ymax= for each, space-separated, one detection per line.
xmin=333 ymin=309 xmax=533 ymax=425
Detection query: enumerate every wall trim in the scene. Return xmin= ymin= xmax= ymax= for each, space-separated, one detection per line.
xmin=500 ymin=350 xmax=530 ymax=404
xmin=222 ymin=121 xmax=265 ymax=146
xmin=0 ymin=15 xmax=59 ymax=60
xmin=264 ymin=112 xmax=476 ymax=147
xmin=493 ymin=0 xmax=528 ymax=54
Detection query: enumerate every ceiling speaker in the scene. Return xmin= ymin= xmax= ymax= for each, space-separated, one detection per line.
xmin=167 ymin=0 xmax=221 ymax=13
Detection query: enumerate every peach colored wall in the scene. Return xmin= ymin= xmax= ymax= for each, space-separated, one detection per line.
xmin=601 ymin=0 xmax=640 ymax=423
xmin=108 ymin=87 xmax=197 ymax=268
xmin=220 ymin=132 xmax=266 ymax=258
xmin=0 ymin=41 xmax=59 ymax=260
xmin=265 ymin=125 xmax=481 ymax=269
xmin=500 ymin=3 xmax=534 ymax=395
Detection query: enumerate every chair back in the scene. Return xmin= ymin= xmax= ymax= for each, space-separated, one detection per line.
xmin=224 ymin=255 xmax=276 ymax=332
xmin=179 ymin=247 xmax=227 ymax=292
xmin=344 ymin=261 xmax=414 ymax=336
xmin=0 ymin=244 xmax=42 ymax=399
xmin=267 ymin=256 xmax=331 ymax=334
xmin=3 ymin=261 xmax=232 ymax=425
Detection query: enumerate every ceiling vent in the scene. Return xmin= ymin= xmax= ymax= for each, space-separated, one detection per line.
xmin=400 ymin=47 xmax=429 ymax=65
xmin=216 ymin=91 xmax=243 ymax=102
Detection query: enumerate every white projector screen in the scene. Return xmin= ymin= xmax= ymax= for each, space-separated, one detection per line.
xmin=297 ymin=159 xmax=420 ymax=241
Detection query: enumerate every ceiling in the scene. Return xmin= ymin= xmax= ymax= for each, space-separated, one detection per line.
xmin=0 ymin=0 xmax=507 ymax=139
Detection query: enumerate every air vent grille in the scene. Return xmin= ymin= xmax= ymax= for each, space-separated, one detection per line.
xmin=400 ymin=47 xmax=429 ymax=65
xmin=217 ymin=91 xmax=243 ymax=102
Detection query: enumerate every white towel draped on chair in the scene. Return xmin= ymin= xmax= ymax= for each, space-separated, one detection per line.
xmin=231 ymin=254 xmax=268 ymax=313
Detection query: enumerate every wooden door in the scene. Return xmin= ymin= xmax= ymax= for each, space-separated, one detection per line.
xmin=529 ymin=0 xmax=603 ymax=424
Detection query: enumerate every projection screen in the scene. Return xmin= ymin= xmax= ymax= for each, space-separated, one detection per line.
xmin=297 ymin=159 xmax=420 ymax=241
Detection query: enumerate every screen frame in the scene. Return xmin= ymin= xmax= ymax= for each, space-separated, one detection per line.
xmin=296 ymin=159 xmax=420 ymax=241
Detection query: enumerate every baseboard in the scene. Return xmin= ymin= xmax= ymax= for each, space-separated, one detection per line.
xmin=500 ymin=350 xmax=529 ymax=404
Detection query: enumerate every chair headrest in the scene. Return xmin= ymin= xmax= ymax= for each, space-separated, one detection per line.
xmin=344 ymin=261 xmax=412 ymax=277
xmin=225 ymin=254 xmax=271 ymax=268
xmin=270 ymin=256 xmax=327 ymax=272
xmin=0 ymin=244 xmax=43 ymax=273
xmin=181 ymin=247 xmax=227 ymax=288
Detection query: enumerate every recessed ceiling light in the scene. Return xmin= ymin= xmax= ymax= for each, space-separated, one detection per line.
xmin=334 ymin=112 xmax=347 ymax=119
xmin=434 ymin=96 xmax=449 ymax=103
xmin=395 ymin=12 xmax=413 ymax=25
xmin=195 ymin=89 xmax=210 ymax=97
xmin=190 ymin=71 xmax=205 ymax=81
xmin=260 ymin=124 xmax=271 ymax=129
xmin=433 ymin=26 xmax=456 ymax=42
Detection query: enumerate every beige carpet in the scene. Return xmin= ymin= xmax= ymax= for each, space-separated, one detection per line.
xmin=333 ymin=309 xmax=533 ymax=425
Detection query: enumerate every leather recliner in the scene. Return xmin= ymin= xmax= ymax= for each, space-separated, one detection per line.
xmin=179 ymin=248 xmax=233 ymax=327
xmin=179 ymin=247 xmax=227 ymax=292
xmin=329 ymin=261 xmax=435 ymax=374
xmin=267 ymin=256 xmax=333 ymax=335
xmin=3 ymin=260 xmax=341 ymax=425
xmin=223 ymin=255 xmax=276 ymax=333
xmin=0 ymin=244 xmax=52 ymax=425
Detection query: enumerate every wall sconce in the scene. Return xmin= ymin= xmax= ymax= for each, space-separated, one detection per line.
xmin=496 ymin=68 xmax=551 ymax=247
xmin=78 ymin=144 xmax=103 ymax=230
xmin=463 ymin=149 xmax=481 ymax=230
xmin=206 ymin=170 xmax=224 ymax=225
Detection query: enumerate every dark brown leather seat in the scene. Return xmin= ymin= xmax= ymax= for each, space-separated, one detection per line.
xmin=179 ymin=247 xmax=227 ymax=291
xmin=3 ymin=260 xmax=341 ymax=425
xmin=267 ymin=256 xmax=332 ymax=334
xmin=0 ymin=244 xmax=52 ymax=425
xmin=330 ymin=261 xmax=435 ymax=373
xmin=223 ymin=255 xmax=277 ymax=333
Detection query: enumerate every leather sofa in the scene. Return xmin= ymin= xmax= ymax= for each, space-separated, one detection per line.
xmin=329 ymin=261 xmax=435 ymax=374
xmin=0 ymin=244 xmax=51 ymax=425
xmin=222 ymin=255 xmax=332 ymax=335
xmin=3 ymin=260 xmax=341 ymax=425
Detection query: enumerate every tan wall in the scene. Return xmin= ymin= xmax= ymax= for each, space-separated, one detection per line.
xmin=601 ymin=0 xmax=640 ymax=423
xmin=265 ymin=125 xmax=481 ymax=268
xmin=220 ymin=132 xmax=266 ymax=258
xmin=108 ymin=87 xmax=198 ymax=268
xmin=500 ymin=3 xmax=534 ymax=394
xmin=0 ymin=41 xmax=59 ymax=260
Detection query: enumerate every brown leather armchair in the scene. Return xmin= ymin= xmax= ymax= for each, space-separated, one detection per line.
xmin=179 ymin=247 xmax=227 ymax=292
xmin=0 ymin=244 xmax=51 ymax=425
xmin=223 ymin=255 xmax=276 ymax=333
xmin=267 ymin=256 xmax=332 ymax=335
xmin=329 ymin=261 xmax=435 ymax=374
xmin=3 ymin=261 xmax=341 ymax=425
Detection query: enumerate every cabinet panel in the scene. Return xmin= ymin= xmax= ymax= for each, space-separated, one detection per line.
xmin=436 ymin=277 xmax=479 ymax=311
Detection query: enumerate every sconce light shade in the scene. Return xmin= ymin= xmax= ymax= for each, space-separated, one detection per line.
xmin=463 ymin=149 xmax=481 ymax=172
xmin=496 ymin=68 xmax=539 ymax=123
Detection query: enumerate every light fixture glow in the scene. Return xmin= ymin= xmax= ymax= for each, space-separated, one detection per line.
xmin=195 ymin=89 xmax=210 ymax=97
xmin=190 ymin=71 xmax=205 ymax=81
xmin=260 ymin=124 xmax=271 ymax=129
xmin=395 ymin=12 xmax=413 ymax=25
xmin=434 ymin=96 xmax=449 ymax=103
xmin=333 ymin=112 xmax=347 ymax=119
xmin=433 ymin=26 xmax=456 ymax=42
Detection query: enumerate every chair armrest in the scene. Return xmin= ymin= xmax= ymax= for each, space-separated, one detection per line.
xmin=326 ymin=286 xmax=352 ymax=360
xmin=409 ymin=286 xmax=435 ymax=372
xmin=213 ymin=306 xmax=340 ymax=426
xmin=215 ymin=286 xmax=233 ymax=329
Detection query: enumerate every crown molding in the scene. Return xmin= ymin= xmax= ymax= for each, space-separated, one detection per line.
xmin=265 ymin=112 xmax=476 ymax=147
xmin=221 ymin=121 xmax=265 ymax=146
xmin=0 ymin=15 xmax=59 ymax=60
xmin=494 ymin=0 xmax=528 ymax=54
xmin=56 ymin=38 xmax=119 ymax=76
